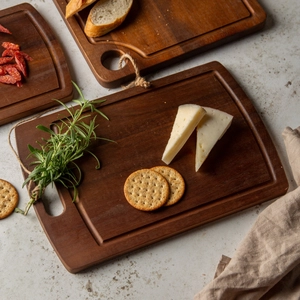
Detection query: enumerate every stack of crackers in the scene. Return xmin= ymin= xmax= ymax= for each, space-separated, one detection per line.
xmin=124 ymin=166 xmax=185 ymax=211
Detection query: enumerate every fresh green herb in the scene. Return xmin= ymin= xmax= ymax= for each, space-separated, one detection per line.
xmin=15 ymin=82 xmax=111 ymax=216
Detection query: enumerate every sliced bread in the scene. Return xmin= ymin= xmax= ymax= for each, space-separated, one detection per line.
xmin=65 ymin=0 xmax=98 ymax=19
xmin=84 ymin=0 xmax=133 ymax=38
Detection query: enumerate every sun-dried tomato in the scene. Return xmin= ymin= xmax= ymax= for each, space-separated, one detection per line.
xmin=0 ymin=29 xmax=32 ymax=86
xmin=0 ymin=56 xmax=14 ymax=65
xmin=19 ymin=51 xmax=33 ymax=61
xmin=2 ymin=42 xmax=20 ymax=51
xmin=14 ymin=51 xmax=27 ymax=77
xmin=0 ymin=24 xmax=11 ymax=35
xmin=2 ymin=49 xmax=32 ymax=61
xmin=2 ymin=49 xmax=15 ymax=57
xmin=4 ymin=64 xmax=22 ymax=82
xmin=0 ymin=74 xmax=17 ymax=85
xmin=0 ymin=66 xmax=5 ymax=75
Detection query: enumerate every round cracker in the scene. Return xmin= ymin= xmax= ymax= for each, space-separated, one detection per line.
xmin=124 ymin=169 xmax=170 ymax=211
xmin=151 ymin=166 xmax=185 ymax=206
xmin=0 ymin=179 xmax=19 ymax=219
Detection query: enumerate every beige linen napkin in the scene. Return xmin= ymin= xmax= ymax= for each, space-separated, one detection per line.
xmin=194 ymin=126 xmax=300 ymax=300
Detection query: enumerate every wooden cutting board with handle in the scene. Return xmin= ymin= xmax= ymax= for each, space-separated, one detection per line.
xmin=15 ymin=61 xmax=288 ymax=273
xmin=0 ymin=3 xmax=73 ymax=125
xmin=53 ymin=0 xmax=267 ymax=88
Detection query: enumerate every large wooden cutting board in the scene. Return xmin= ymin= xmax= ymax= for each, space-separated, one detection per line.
xmin=15 ymin=61 xmax=288 ymax=273
xmin=53 ymin=0 xmax=266 ymax=88
xmin=0 ymin=3 xmax=73 ymax=125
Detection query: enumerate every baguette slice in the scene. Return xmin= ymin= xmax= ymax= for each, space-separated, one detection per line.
xmin=65 ymin=0 xmax=97 ymax=19
xmin=84 ymin=0 xmax=133 ymax=38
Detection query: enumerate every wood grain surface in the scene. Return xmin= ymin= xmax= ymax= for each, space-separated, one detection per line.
xmin=53 ymin=0 xmax=266 ymax=88
xmin=0 ymin=3 xmax=73 ymax=125
xmin=15 ymin=61 xmax=288 ymax=273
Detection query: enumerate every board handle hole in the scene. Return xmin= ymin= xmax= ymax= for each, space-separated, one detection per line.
xmin=101 ymin=50 xmax=126 ymax=71
xmin=41 ymin=184 xmax=64 ymax=217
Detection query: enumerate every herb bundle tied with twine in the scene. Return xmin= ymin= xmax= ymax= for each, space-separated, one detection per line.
xmin=9 ymin=82 xmax=111 ymax=216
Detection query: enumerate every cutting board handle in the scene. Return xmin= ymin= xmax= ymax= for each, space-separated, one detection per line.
xmin=96 ymin=46 xmax=146 ymax=88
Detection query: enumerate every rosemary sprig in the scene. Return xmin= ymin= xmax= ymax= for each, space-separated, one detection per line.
xmin=16 ymin=82 xmax=110 ymax=216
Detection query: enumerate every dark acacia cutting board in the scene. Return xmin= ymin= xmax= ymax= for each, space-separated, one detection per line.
xmin=53 ymin=0 xmax=266 ymax=88
xmin=15 ymin=61 xmax=288 ymax=273
xmin=0 ymin=3 xmax=72 ymax=125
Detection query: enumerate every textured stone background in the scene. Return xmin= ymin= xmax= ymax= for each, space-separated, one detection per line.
xmin=1 ymin=1 xmax=299 ymax=299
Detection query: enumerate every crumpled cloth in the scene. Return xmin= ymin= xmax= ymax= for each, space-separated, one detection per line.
xmin=194 ymin=126 xmax=300 ymax=300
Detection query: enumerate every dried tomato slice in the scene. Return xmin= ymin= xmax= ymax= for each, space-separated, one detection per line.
xmin=14 ymin=51 xmax=27 ymax=77
xmin=4 ymin=65 xmax=22 ymax=82
xmin=2 ymin=42 xmax=20 ymax=51
xmin=19 ymin=51 xmax=33 ymax=61
xmin=0 ymin=24 xmax=11 ymax=35
xmin=0 ymin=30 xmax=32 ymax=86
xmin=0 ymin=56 xmax=14 ymax=65
xmin=2 ymin=49 xmax=15 ymax=57
xmin=0 ymin=74 xmax=17 ymax=85
xmin=0 ymin=66 xmax=5 ymax=75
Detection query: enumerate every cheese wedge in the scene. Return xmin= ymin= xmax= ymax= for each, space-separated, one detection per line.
xmin=162 ymin=104 xmax=206 ymax=165
xmin=195 ymin=107 xmax=233 ymax=171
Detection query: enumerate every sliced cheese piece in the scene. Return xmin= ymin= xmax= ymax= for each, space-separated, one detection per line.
xmin=162 ymin=104 xmax=206 ymax=165
xmin=195 ymin=107 xmax=233 ymax=172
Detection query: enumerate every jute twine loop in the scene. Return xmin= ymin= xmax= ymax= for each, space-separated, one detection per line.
xmin=119 ymin=53 xmax=151 ymax=89
xmin=9 ymin=117 xmax=38 ymax=175
xmin=8 ymin=107 xmax=57 ymax=202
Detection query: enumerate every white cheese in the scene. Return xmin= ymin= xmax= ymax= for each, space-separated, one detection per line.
xmin=162 ymin=104 xmax=206 ymax=165
xmin=195 ymin=107 xmax=233 ymax=172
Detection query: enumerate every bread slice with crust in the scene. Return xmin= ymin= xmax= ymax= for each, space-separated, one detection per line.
xmin=84 ymin=0 xmax=133 ymax=38
xmin=65 ymin=0 xmax=98 ymax=19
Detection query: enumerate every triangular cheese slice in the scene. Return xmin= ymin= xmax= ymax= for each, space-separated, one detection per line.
xmin=162 ymin=104 xmax=206 ymax=165
xmin=195 ymin=107 xmax=233 ymax=172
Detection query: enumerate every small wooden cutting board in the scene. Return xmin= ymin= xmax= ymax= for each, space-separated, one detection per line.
xmin=53 ymin=0 xmax=266 ymax=87
xmin=0 ymin=3 xmax=73 ymax=125
xmin=15 ymin=61 xmax=288 ymax=273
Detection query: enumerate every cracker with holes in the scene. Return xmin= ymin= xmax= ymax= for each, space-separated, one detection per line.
xmin=151 ymin=166 xmax=185 ymax=206
xmin=0 ymin=179 xmax=19 ymax=219
xmin=124 ymin=169 xmax=170 ymax=211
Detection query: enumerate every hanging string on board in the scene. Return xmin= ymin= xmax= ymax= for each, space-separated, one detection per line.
xmin=119 ymin=53 xmax=151 ymax=89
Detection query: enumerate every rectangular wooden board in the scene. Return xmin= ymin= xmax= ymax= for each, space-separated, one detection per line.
xmin=53 ymin=0 xmax=266 ymax=88
xmin=15 ymin=61 xmax=288 ymax=273
xmin=0 ymin=3 xmax=73 ymax=125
